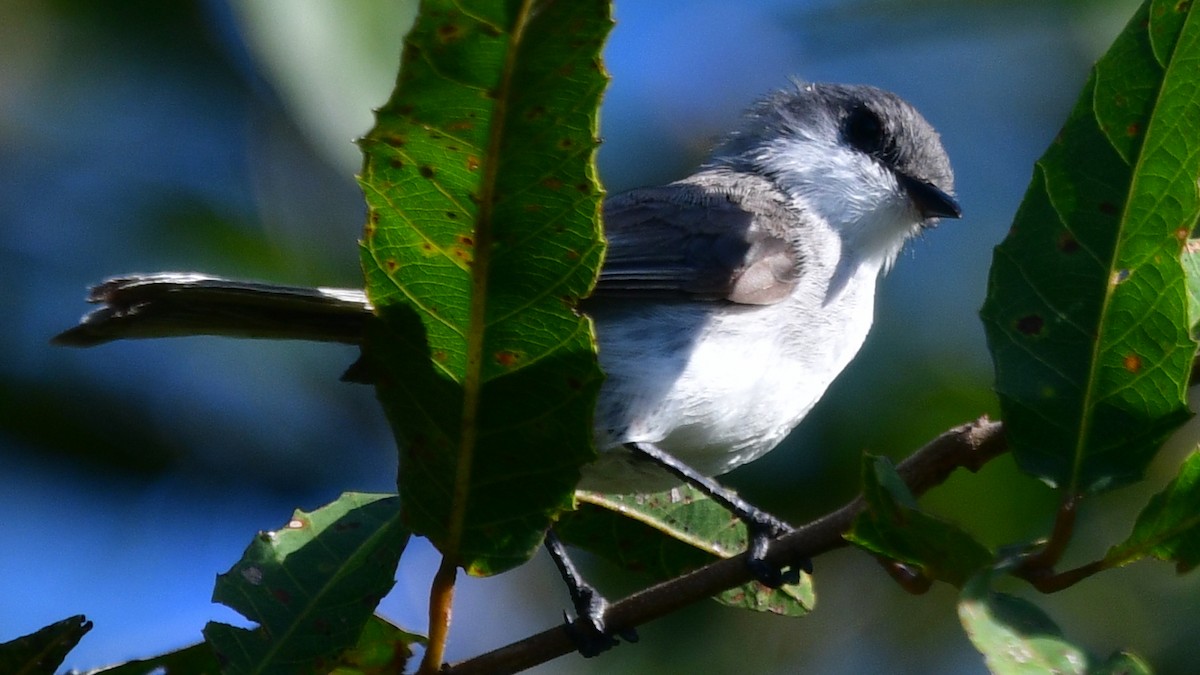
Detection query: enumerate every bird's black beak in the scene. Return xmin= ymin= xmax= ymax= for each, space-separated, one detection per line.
xmin=899 ymin=174 xmax=961 ymax=220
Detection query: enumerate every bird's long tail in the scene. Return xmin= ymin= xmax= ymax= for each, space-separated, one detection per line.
xmin=53 ymin=273 xmax=372 ymax=347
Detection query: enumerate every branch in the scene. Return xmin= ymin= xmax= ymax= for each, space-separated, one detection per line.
xmin=444 ymin=417 xmax=1008 ymax=675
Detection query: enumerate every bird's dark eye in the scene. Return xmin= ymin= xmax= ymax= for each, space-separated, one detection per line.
xmin=843 ymin=105 xmax=886 ymax=156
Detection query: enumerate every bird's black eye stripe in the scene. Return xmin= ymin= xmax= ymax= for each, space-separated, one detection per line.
xmin=843 ymin=104 xmax=888 ymax=157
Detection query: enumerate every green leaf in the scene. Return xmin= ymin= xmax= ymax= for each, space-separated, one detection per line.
xmin=81 ymin=643 xmax=219 ymax=675
xmin=959 ymin=574 xmax=1089 ymax=675
xmin=327 ymin=615 xmax=425 ymax=675
xmin=85 ymin=616 xmax=423 ymax=675
xmin=1182 ymin=240 xmax=1200 ymax=335
xmin=1094 ymin=651 xmax=1153 ymax=675
xmin=203 ymin=493 xmax=409 ymax=675
xmin=0 ymin=615 xmax=91 ymax=675
xmin=556 ymin=487 xmax=813 ymax=616
xmin=979 ymin=0 xmax=1200 ymax=495
xmin=846 ymin=456 xmax=992 ymax=588
xmin=1105 ymin=450 xmax=1200 ymax=571
xmin=358 ymin=0 xmax=611 ymax=575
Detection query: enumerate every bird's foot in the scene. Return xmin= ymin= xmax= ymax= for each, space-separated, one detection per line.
xmin=742 ymin=509 xmax=810 ymax=587
xmin=546 ymin=529 xmax=638 ymax=657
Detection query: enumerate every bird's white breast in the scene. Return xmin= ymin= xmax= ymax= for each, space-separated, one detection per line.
xmin=579 ymin=241 xmax=884 ymax=493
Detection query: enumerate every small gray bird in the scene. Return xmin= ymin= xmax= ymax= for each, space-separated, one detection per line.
xmin=582 ymin=82 xmax=958 ymax=493
xmin=57 ymin=82 xmax=959 ymax=637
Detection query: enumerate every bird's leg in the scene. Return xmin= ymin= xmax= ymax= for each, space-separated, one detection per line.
xmin=627 ymin=441 xmax=810 ymax=587
xmin=544 ymin=529 xmax=638 ymax=657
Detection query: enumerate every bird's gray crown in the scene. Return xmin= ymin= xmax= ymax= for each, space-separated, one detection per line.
xmin=712 ymin=81 xmax=955 ymax=198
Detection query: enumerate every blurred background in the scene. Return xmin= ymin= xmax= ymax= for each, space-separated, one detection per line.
xmin=3 ymin=0 xmax=1197 ymax=672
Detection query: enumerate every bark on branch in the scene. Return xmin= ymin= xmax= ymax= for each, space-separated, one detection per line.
xmin=445 ymin=417 xmax=1008 ymax=675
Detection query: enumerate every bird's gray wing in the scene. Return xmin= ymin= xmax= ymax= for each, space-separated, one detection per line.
xmin=595 ymin=178 xmax=802 ymax=305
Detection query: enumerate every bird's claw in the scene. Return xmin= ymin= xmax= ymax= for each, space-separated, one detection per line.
xmin=561 ymin=581 xmax=637 ymax=657
xmin=745 ymin=512 xmax=810 ymax=588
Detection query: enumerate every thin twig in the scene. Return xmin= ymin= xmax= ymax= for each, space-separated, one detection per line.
xmin=1023 ymin=558 xmax=1109 ymax=593
xmin=444 ymin=417 xmax=1007 ymax=675
xmin=1016 ymin=494 xmax=1081 ymax=591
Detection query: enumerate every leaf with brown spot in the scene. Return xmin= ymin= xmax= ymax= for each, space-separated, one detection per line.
xmin=1016 ymin=314 xmax=1044 ymax=336
xmin=980 ymin=0 xmax=1199 ymax=495
xmin=204 ymin=493 xmax=409 ymax=674
xmin=358 ymin=0 xmax=611 ymax=575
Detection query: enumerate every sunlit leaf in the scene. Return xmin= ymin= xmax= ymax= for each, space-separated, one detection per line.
xmin=959 ymin=574 xmax=1089 ymax=675
xmin=1181 ymin=239 xmax=1200 ymax=335
xmin=1106 ymin=450 xmax=1200 ymax=571
xmin=557 ymin=487 xmax=813 ymax=616
xmin=203 ymin=493 xmax=409 ymax=674
xmin=358 ymin=0 xmax=611 ymax=575
xmin=980 ymin=0 xmax=1200 ymax=495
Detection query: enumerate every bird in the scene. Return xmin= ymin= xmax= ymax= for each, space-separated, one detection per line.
xmin=56 ymin=81 xmax=959 ymax=649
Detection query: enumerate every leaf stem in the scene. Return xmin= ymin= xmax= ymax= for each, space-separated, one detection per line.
xmin=1016 ymin=494 xmax=1081 ymax=588
xmin=1023 ymin=558 xmax=1109 ymax=593
xmin=420 ymin=556 xmax=459 ymax=674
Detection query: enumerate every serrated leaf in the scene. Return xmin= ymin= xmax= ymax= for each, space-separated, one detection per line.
xmin=79 ymin=643 xmax=219 ymax=675
xmin=959 ymin=574 xmax=1090 ymax=675
xmin=357 ymin=0 xmax=611 ymax=575
xmin=0 ymin=615 xmax=91 ymax=675
xmin=203 ymin=493 xmax=409 ymax=675
xmin=846 ymin=456 xmax=992 ymax=588
xmin=556 ymin=487 xmax=813 ymax=616
xmin=979 ymin=0 xmax=1200 ymax=495
xmin=1105 ymin=450 xmax=1200 ymax=571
